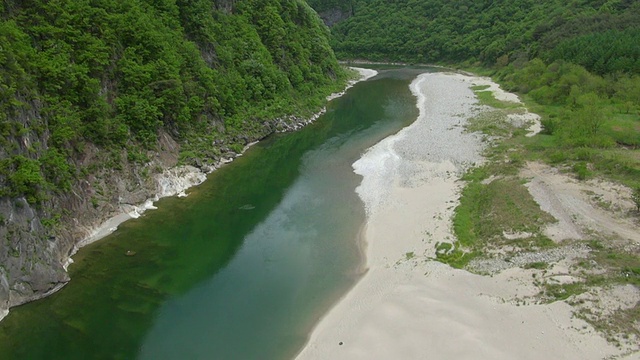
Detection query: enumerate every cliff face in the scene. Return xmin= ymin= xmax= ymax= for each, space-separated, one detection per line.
xmin=305 ymin=0 xmax=353 ymax=27
xmin=0 ymin=0 xmax=346 ymax=317
xmin=0 ymin=123 xmax=192 ymax=315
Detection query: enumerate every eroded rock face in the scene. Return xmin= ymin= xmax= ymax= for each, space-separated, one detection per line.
xmin=0 ymin=130 xmax=186 ymax=317
xmin=0 ymin=197 xmax=70 ymax=313
xmin=317 ymin=8 xmax=351 ymax=27
xmin=1 ymin=266 xmax=11 ymax=317
xmin=215 ymin=0 xmax=235 ymax=14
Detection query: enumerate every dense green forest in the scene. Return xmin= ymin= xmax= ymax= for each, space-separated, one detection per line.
xmin=0 ymin=0 xmax=348 ymax=204
xmin=308 ymin=0 xmax=639 ymax=74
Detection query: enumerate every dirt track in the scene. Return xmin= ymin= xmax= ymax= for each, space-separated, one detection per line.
xmin=522 ymin=161 xmax=640 ymax=246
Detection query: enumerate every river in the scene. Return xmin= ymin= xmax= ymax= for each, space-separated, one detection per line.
xmin=0 ymin=67 xmax=433 ymax=359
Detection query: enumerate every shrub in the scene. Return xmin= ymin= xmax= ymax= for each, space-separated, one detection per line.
xmin=573 ymin=162 xmax=591 ymax=180
xmin=7 ymin=156 xmax=45 ymax=203
xmin=540 ymin=117 xmax=559 ymax=135
xmin=632 ymin=187 xmax=640 ymax=212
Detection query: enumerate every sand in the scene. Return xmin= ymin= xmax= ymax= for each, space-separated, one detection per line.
xmin=296 ymin=72 xmax=638 ymax=359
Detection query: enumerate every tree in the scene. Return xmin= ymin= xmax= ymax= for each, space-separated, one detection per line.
xmin=7 ymin=156 xmax=45 ymax=203
xmin=576 ymin=93 xmax=606 ymax=137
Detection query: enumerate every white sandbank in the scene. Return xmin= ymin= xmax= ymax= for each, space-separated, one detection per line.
xmin=296 ymin=72 xmax=631 ymax=359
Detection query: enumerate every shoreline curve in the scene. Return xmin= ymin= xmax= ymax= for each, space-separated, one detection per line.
xmin=295 ymin=72 xmax=625 ymax=360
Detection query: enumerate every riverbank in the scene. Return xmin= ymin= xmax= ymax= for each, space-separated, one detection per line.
xmin=70 ymin=67 xmax=377 ymax=253
xmin=296 ymin=72 xmax=637 ymax=359
xmin=0 ymin=67 xmax=378 ymax=324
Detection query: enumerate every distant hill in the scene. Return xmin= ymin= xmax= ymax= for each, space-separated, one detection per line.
xmin=308 ymin=0 xmax=640 ymax=74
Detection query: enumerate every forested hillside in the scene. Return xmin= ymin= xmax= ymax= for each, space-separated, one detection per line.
xmin=1 ymin=0 xmax=345 ymax=201
xmin=0 ymin=0 xmax=347 ymax=315
xmin=308 ymin=0 xmax=639 ymax=74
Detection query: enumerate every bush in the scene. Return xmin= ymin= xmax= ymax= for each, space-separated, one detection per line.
xmin=229 ymin=143 xmax=245 ymax=154
xmin=632 ymin=187 xmax=640 ymax=212
xmin=541 ymin=117 xmax=559 ymax=135
xmin=573 ymin=162 xmax=591 ymax=180
xmin=6 ymin=156 xmax=45 ymax=203
xmin=548 ymin=150 xmax=568 ymax=164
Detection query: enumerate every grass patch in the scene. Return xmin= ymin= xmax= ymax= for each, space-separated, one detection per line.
xmin=524 ymin=261 xmax=548 ymax=269
xmin=473 ymin=90 xmax=522 ymax=109
xmin=591 ymin=246 xmax=640 ymax=287
xmin=434 ymin=242 xmax=477 ymax=268
xmin=572 ymin=162 xmax=591 ymax=180
xmin=470 ymin=85 xmax=490 ymax=91
xmin=445 ymin=167 xmax=557 ymax=269
xmin=467 ymin=109 xmax=517 ymax=137
xmin=543 ymin=282 xmax=586 ymax=302
xmin=453 ymin=176 xmax=555 ymax=250
xmin=591 ymin=149 xmax=640 ymax=189
xmin=550 ymin=240 xmax=640 ymax=336
xmin=597 ymin=304 xmax=640 ymax=345
xmin=602 ymin=114 xmax=640 ymax=148
xmin=563 ymin=245 xmax=640 ymax=340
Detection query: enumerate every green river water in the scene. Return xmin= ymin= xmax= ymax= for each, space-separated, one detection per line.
xmin=0 ymin=68 xmax=429 ymax=359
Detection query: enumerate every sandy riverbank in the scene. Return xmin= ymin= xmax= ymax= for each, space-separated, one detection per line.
xmin=296 ymin=72 xmax=637 ymax=359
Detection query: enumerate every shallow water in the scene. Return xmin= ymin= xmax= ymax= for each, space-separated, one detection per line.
xmin=0 ymin=68 xmax=430 ymax=359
